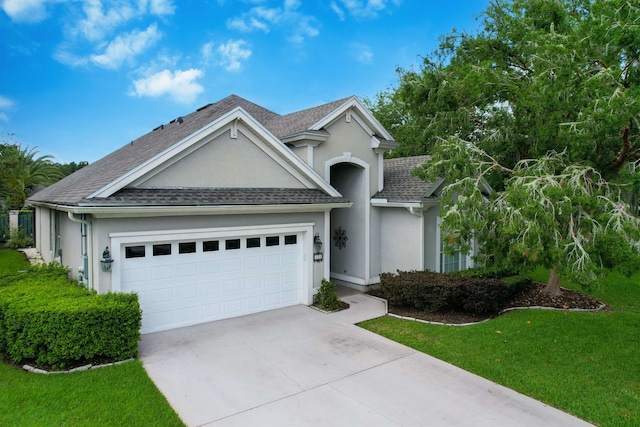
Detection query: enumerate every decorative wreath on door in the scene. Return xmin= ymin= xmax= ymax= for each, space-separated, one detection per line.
xmin=333 ymin=227 xmax=348 ymax=250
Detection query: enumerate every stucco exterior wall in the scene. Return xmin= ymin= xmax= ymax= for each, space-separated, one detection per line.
xmin=139 ymin=127 xmax=305 ymax=189
xmin=58 ymin=213 xmax=83 ymax=280
xmin=313 ymin=113 xmax=381 ymax=192
xmin=380 ymin=208 xmax=423 ymax=273
xmin=34 ymin=207 xmax=54 ymax=263
xmin=423 ymin=206 xmax=441 ymax=272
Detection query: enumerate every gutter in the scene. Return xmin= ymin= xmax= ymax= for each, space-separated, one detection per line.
xmin=67 ymin=212 xmax=94 ymax=291
xmin=31 ymin=201 xmax=353 ymax=219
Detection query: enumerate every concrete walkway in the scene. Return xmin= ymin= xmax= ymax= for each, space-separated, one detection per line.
xmin=139 ymin=290 xmax=592 ymax=427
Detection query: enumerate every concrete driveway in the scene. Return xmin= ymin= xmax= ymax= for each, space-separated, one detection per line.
xmin=139 ymin=291 xmax=592 ymax=427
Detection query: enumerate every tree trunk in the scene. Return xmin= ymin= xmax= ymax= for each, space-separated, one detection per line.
xmin=545 ymin=268 xmax=562 ymax=295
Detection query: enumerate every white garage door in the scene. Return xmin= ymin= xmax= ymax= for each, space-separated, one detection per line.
xmin=120 ymin=232 xmax=303 ymax=333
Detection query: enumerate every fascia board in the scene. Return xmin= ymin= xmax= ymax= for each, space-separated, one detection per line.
xmin=423 ymin=177 xmax=447 ymax=198
xmin=310 ymin=96 xmax=395 ymax=142
xmin=64 ymin=202 xmax=353 ymax=218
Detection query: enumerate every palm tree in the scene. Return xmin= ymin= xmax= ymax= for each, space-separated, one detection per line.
xmin=1 ymin=144 xmax=63 ymax=209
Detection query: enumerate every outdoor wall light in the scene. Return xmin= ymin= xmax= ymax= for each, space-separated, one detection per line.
xmin=313 ymin=234 xmax=323 ymax=262
xmin=100 ymin=246 xmax=114 ymax=272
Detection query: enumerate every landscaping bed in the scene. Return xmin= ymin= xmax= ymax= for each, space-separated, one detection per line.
xmin=371 ymin=270 xmax=605 ymax=325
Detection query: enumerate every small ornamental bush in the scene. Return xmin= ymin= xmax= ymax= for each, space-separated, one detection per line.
xmin=379 ymin=270 xmax=532 ymax=315
xmin=0 ymin=263 xmax=141 ymax=369
xmin=315 ymin=279 xmax=341 ymax=312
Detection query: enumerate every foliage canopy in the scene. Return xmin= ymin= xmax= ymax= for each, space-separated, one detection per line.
xmin=368 ymin=0 xmax=640 ymax=289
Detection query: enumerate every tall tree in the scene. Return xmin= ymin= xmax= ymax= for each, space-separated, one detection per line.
xmin=369 ymin=0 xmax=640 ymax=291
xmin=370 ymin=0 xmax=640 ymax=177
xmin=0 ymin=142 xmax=63 ymax=210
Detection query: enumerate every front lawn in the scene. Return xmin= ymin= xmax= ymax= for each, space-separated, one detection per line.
xmin=0 ymin=248 xmax=30 ymax=275
xmin=360 ymin=269 xmax=640 ymax=427
xmin=0 ymin=361 xmax=185 ymax=426
xmin=0 ymin=249 xmax=185 ymax=426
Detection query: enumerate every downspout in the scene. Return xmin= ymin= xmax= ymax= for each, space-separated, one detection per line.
xmin=67 ymin=212 xmax=94 ymax=291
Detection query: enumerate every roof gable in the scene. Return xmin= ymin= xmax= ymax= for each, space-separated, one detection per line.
xmin=29 ymin=94 xmax=393 ymax=206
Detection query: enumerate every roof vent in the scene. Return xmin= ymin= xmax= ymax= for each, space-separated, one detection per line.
xmin=197 ymin=103 xmax=212 ymax=112
xmin=153 ymin=124 xmax=164 ymax=131
xmin=177 ymin=117 xmax=183 ymax=124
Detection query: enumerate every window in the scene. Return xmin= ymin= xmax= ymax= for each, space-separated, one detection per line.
xmin=179 ymin=242 xmax=196 ymax=254
xmin=247 ymin=237 xmax=261 ymax=248
xmin=440 ymin=238 xmax=467 ymax=273
xmin=203 ymin=240 xmax=219 ymax=252
xmin=266 ymin=236 xmax=279 ymax=247
xmin=153 ymin=244 xmax=172 ymax=256
xmin=284 ymin=235 xmax=297 ymax=245
xmin=125 ymin=246 xmax=145 ymax=258
xmin=225 ymin=239 xmax=241 ymax=250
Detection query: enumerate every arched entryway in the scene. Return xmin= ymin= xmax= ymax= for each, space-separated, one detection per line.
xmin=328 ymin=159 xmax=369 ymax=286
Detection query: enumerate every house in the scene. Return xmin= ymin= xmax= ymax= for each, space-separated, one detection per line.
xmin=28 ymin=95 xmax=474 ymax=333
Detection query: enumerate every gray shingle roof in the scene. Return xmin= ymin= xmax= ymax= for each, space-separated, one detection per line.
xmin=79 ymin=188 xmax=349 ymax=206
xmin=374 ymin=155 xmax=436 ymax=202
xmin=29 ymin=95 xmax=356 ymax=207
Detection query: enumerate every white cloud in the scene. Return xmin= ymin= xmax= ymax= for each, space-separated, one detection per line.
xmin=217 ymin=39 xmax=252 ymax=72
xmin=0 ymin=0 xmax=64 ymax=23
xmin=0 ymin=95 xmax=14 ymax=109
xmin=351 ymin=42 xmax=373 ymax=64
xmin=227 ymin=0 xmax=319 ymax=44
xmin=201 ymin=41 xmax=215 ymax=63
xmin=130 ymin=68 xmax=204 ymax=103
xmin=75 ymin=0 xmax=137 ymax=42
xmin=330 ymin=1 xmax=345 ymax=21
xmin=141 ymin=0 xmax=175 ymax=15
xmin=0 ymin=95 xmax=13 ymax=122
xmin=91 ymin=23 xmax=161 ymax=69
xmin=334 ymin=0 xmax=401 ymax=18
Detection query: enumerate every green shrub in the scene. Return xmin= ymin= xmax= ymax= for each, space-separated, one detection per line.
xmin=0 ymin=264 xmax=141 ymax=369
xmin=315 ymin=279 xmax=341 ymax=312
xmin=379 ymin=270 xmax=532 ymax=315
xmin=6 ymin=227 xmax=34 ymax=249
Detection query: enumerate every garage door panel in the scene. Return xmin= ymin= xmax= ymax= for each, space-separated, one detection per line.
xmin=264 ymin=254 xmax=281 ymax=267
xmin=177 ymin=307 xmax=199 ymax=323
xmin=245 ymin=275 xmax=262 ymax=290
xmin=151 ymin=265 xmax=173 ymax=280
xmin=177 ymin=284 xmax=198 ymax=299
xmin=223 ymin=278 xmax=242 ymax=293
xmin=202 ymin=280 xmax=221 ymax=296
xmin=177 ymin=262 xmax=198 ymax=277
xmin=244 ymin=256 xmax=262 ymax=270
xmin=283 ymin=289 xmax=300 ymax=304
xmin=122 ymin=230 xmax=304 ymax=333
xmin=224 ymin=299 xmax=243 ymax=314
xmin=122 ymin=266 xmax=147 ymax=284
xmin=202 ymin=260 xmax=221 ymax=274
xmin=224 ymin=258 xmax=242 ymax=272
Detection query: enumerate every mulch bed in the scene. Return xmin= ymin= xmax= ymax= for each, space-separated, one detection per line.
xmin=385 ymin=283 xmax=605 ymax=325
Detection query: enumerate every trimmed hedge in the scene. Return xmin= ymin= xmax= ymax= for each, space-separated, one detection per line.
xmin=0 ymin=264 xmax=141 ymax=369
xmin=379 ymin=270 xmax=532 ymax=315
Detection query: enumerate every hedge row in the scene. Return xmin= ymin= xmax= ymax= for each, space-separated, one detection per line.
xmin=0 ymin=264 xmax=141 ymax=369
xmin=378 ymin=270 xmax=532 ymax=314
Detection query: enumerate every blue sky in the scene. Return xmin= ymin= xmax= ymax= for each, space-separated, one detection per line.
xmin=1 ymin=0 xmax=489 ymax=163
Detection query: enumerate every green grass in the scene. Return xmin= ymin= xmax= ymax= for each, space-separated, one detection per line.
xmin=0 ymin=249 xmax=186 ymax=426
xmin=0 ymin=248 xmax=30 ymax=275
xmin=0 ymin=361 xmax=185 ymax=426
xmin=360 ymin=269 xmax=640 ymax=427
